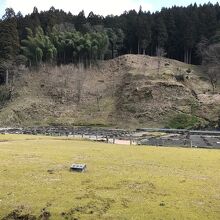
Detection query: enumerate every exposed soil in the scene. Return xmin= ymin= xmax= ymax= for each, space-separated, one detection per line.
xmin=38 ymin=209 xmax=51 ymax=220
xmin=2 ymin=209 xmax=37 ymax=220
xmin=61 ymin=193 xmax=115 ymax=219
xmin=2 ymin=205 xmax=51 ymax=220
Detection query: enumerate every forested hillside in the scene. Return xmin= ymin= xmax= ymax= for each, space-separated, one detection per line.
xmin=0 ymin=2 xmax=220 ymax=70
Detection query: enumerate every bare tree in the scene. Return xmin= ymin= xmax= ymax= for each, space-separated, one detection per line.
xmin=96 ymin=91 xmax=102 ymax=111
xmin=206 ymin=65 xmax=218 ymax=93
xmin=156 ymin=47 xmax=166 ymax=75
xmin=75 ymin=63 xmax=86 ymax=105
xmin=198 ymin=41 xmax=220 ymax=93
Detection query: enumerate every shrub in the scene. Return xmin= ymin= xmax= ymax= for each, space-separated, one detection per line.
xmin=186 ymin=68 xmax=191 ymax=73
xmin=167 ymin=113 xmax=199 ymax=129
xmin=175 ymin=74 xmax=185 ymax=82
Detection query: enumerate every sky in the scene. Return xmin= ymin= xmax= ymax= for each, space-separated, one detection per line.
xmin=0 ymin=0 xmax=219 ymax=17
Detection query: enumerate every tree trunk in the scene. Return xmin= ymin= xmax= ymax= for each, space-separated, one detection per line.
xmin=184 ymin=49 xmax=186 ymax=63
xmin=184 ymin=49 xmax=187 ymax=64
xmin=5 ymin=69 xmax=9 ymax=86
xmin=96 ymin=95 xmax=101 ymax=111
xmin=189 ymin=49 xmax=192 ymax=64
xmin=184 ymin=49 xmax=191 ymax=64
xmin=111 ymin=42 xmax=114 ymax=59
xmin=211 ymin=80 xmax=216 ymax=94
xmin=157 ymin=57 xmax=161 ymax=75
xmin=64 ymin=52 xmax=66 ymax=64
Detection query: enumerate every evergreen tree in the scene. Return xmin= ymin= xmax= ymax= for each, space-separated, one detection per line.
xmin=136 ymin=8 xmax=151 ymax=54
xmin=152 ymin=14 xmax=168 ymax=55
xmin=0 ymin=8 xmax=19 ymax=61
xmin=75 ymin=10 xmax=87 ymax=32
xmin=165 ymin=11 xmax=177 ymax=59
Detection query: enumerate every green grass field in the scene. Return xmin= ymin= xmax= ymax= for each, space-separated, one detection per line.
xmin=0 ymin=134 xmax=220 ymax=220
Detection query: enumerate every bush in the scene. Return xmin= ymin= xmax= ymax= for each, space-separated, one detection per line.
xmin=167 ymin=113 xmax=199 ymax=129
xmin=186 ymin=68 xmax=191 ymax=73
xmin=175 ymin=74 xmax=185 ymax=82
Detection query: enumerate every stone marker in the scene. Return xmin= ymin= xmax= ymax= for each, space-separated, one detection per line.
xmin=70 ymin=164 xmax=86 ymax=172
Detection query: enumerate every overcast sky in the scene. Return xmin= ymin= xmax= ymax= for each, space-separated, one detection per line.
xmin=0 ymin=0 xmax=219 ymax=17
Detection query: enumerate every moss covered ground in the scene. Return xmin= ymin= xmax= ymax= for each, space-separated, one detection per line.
xmin=0 ymin=134 xmax=220 ymax=219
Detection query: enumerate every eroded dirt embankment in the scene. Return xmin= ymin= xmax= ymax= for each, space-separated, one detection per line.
xmin=0 ymin=54 xmax=219 ymax=128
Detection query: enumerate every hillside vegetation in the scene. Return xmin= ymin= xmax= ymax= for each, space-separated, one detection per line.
xmin=0 ymin=54 xmax=220 ymax=128
xmin=1 ymin=3 xmax=220 ymax=67
xmin=0 ymin=134 xmax=220 ymax=219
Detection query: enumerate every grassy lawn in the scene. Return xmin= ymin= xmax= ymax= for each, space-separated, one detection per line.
xmin=0 ymin=134 xmax=220 ymax=219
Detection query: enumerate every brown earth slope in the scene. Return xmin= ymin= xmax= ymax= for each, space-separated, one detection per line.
xmin=0 ymin=54 xmax=219 ymax=128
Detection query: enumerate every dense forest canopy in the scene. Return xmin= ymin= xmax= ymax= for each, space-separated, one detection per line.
xmin=0 ymin=2 xmax=220 ymax=68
